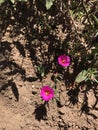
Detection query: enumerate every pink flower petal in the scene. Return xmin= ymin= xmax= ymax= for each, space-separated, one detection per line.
xmin=58 ymin=55 xmax=70 ymax=67
xmin=40 ymin=86 xmax=54 ymax=101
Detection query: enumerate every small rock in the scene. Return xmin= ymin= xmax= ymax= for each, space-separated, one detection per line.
xmin=89 ymin=109 xmax=98 ymax=118
xmin=95 ymin=102 xmax=98 ymax=109
xmin=9 ymin=96 xmax=12 ymax=100
xmin=60 ymin=85 xmax=66 ymax=91
xmin=59 ymin=92 xmax=68 ymax=106
xmin=58 ymin=106 xmax=66 ymax=114
xmin=32 ymin=90 xmax=37 ymax=95
xmin=87 ymin=90 xmax=96 ymax=108
xmin=25 ymin=119 xmax=31 ymax=125
xmin=59 ymin=94 xmax=65 ymax=106
xmin=0 ymin=90 xmax=5 ymax=95
xmin=21 ymin=112 xmax=25 ymax=116
xmin=75 ymin=125 xmax=79 ymax=129
xmin=78 ymin=92 xmax=84 ymax=103
xmin=11 ymin=16 xmax=15 ymax=20
xmin=32 ymin=85 xmax=35 ymax=88
xmin=20 ymin=124 xmax=24 ymax=129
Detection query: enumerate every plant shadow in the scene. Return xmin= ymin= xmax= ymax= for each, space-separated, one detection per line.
xmin=0 ymin=80 xmax=19 ymax=101
xmin=67 ymin=86 xmax=80 ymax=105
xmin=33 ymin=103 xmax=47 ymax=121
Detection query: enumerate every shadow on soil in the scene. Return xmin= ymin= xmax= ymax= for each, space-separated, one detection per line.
xmin=33 ymin=103 xmax=47 ymax=121
xmin=0 ymin=80 xmax=19 ymax=101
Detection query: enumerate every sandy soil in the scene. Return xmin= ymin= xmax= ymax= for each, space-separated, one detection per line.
xmin=0 ymin=36 xmax=98 ymax=130
xmin=0 ymin=1 xmax=98 ymax=130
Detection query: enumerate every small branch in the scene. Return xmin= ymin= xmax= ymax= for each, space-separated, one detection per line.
xmin=82 ymin=0 xmax=92 ymax=26
xmin=66 ymin=0 xmax=82 ymax=42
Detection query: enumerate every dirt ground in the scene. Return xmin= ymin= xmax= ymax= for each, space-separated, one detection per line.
xmin=0 ymin=34 xmax=98 ymax=130
xmin=0 ymin=1 xmax=98 ymax=130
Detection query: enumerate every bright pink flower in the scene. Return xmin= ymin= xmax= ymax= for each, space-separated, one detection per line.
xmin=40 ymin=86 xmax=54 ymax=101
xmin=58 ymin=55 xmax=70 ymax=67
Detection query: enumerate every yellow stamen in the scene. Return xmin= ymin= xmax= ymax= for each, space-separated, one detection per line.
xmin=62 ymin=59 xmax=66 ymax=63
xmin=45 ymin=91 xmax=50 ymax=96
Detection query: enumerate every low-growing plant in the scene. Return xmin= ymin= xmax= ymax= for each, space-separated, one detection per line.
xmin=0 ymin=0 xmax=27 ymax=4
xmin=37 ymin=64 xmax=45 ymax=78
xmin=45 ymin=0 xmax=55 ymax=10
xmin=75 ymin=68 xmax=98 ymax=84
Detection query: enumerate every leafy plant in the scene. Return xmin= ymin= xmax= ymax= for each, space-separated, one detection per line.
xmin=75 ymin=68 xmax=98 ymax=84
xmin=37 ymin=64 xmax=45 ymax=78
xmin=0 ymin=0 xmax=27 ymax=4
xmin=45 ymin=0 xmax=55 ymax=10
xmin=0 ymin=0 xmax=5 ymax=4
xmin=75 ymin=70 xmax=87 ymax=83
xmin=93 ymin=15 xmax=98 ymax=25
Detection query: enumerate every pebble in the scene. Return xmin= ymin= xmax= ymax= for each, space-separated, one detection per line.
xmin=58 ymin=106 xmax=66 ymax=114
xmin=59 ymin=91 xmax=68 ymax=106
xmin=32 ymin=85 xmax=35 ymax=88
xmin=25 ymin=119 xmax=31 ymax=125
xmin=87 ymin=90 xmax=96 ymax=108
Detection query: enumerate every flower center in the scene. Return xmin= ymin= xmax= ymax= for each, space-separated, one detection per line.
xmin=62 ymin=59 xmax=66 ymax=63
xmin=45 ymin=91 xmax=50 ymax=96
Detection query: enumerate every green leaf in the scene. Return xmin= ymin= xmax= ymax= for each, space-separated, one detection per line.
xmin=10 ymin=0 xmax=15 ymax=3
xmin=92 ymin=75 xmax=98 ymax=83
xmin=46 ymin=0 xmax=54 ymax=10
xmin=75 ymin=70 xmax=87 ymax=83
xmin=0 ymin=0 xmax=5 ymax=4
xmin=37 ymin=65 xmax=45 ymax=77
xmin=10 ymin=0 xmax=27 ymax=3
xmin=93 ymin=15 xmax=98 ymax=25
